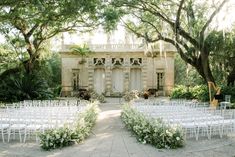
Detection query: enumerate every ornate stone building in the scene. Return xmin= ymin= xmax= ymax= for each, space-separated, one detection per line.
xmin=60 ymin=43 xmax=176 ymax=96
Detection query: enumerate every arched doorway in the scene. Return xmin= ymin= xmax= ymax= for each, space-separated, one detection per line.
xmin=130 ymin=68 xmax=142 ymax=91
xmin=94 ymin=68 xmax=105 ymax=94
xmin=112 ymin=68 xmax=124 ymax=93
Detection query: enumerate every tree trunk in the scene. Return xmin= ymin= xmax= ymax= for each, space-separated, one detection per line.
xmin=23 ymin=59 xmax=34 ymax=74
xmin=193 ymin=53 xmax=215 ymax=84
xmin=200 ymin=53 xmax=215 ymax=83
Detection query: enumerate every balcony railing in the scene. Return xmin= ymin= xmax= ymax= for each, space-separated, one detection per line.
xmin=60 ymin=43 xmax=176 ymax=52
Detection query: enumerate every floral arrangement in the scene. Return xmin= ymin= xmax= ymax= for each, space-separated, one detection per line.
xmin=123 ymin=90 xmax=140 ymax=102
xmin=0 ymin=102 xmax=6 ymax=108
xmin=39 ymin=102 xmax=99 ymax=150
xmin=121 ymin=104 xmax=184 ymax=149
xmin=39 ymin=127 xmax=73 ymax=150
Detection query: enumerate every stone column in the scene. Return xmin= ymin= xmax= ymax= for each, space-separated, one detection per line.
xmin=87 ymin=58 xmax=94 ymax=90
xmin=142 ymin=58 xmax=148 ymax=91
xmin=105 ymin=58 xmax=112 ymax=96
xmin=124 ymin=57 xmax=130 ymax=92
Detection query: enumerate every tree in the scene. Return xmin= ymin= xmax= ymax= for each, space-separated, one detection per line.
xmin=0 ymin=0 xmax=102 ymax=75
xmin=108 ymin=0 xmax=233 ymax=84
xmin=206 ymin=29 xmax=235 ymax=86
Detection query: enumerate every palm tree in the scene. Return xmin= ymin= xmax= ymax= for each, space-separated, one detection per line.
xmin=70 ymin=44 xmax=92 ymax=64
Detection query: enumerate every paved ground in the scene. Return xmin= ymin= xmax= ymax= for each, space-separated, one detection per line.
xmin=1 ymin=99 xmax=235 ymax=157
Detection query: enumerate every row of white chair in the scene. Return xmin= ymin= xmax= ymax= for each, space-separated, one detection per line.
xmin=132 ymin=100 xmax=235 ymax=140
xmin=0 ymin=100 xmax=89 ymax=143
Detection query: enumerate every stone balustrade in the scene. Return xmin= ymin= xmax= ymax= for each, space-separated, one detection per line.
xmin=60 ymin=43 xmax=176 ymax=52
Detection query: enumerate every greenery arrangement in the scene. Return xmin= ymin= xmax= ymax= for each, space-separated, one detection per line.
xmin=39 ymin=127 xmax=74 ymax=150
xmin=123 ymin=90 xmax=140 ymax=102
xmin=39 ymin=102 xmax=99 ymax=150
xmin=121 ymin=104 xmax=184 ymax=149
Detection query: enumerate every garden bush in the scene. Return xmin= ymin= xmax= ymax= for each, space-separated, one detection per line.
xmin=170 ymin=85 xmax=189 ymax=99
xmin=171 ymin=85 xmax=235 ymax=102
xmin=121 ymin=104 xmax=184 ymax=149
xmin=221 ymin=86 xmax=235 ymax=103
xmin=0 ymin=72 xmax=53 ymax=102
xmin=39 ymin=102 xmax=99 ymax=150
xmin=170 ymin=85 xmax=208 ymax=101
xmin=191 ymin=85 xmax=209 ymax=102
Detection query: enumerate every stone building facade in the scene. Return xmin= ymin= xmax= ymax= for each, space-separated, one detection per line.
xmin=60 ymin=43 xmax=176 ymax=97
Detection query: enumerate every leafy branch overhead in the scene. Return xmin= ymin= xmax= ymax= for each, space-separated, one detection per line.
xmin=107 ymin=0 xmax=232 ymax=84
xmin=0 ymin=0 xmax=104 ymax=74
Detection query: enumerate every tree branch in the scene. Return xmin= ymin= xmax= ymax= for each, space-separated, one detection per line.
xmin=132 ymin=13 xmax=162 ymax=35
xmin=175 ymin=0 xmax=185 ymax=28
xmin=26 ymin=24 xmax=39 ymax=37
xmin=135 ymin=2 xmax=200 ymax=49
xmin=14 ymin=24 xmax=34 ymax=57
xmin=200 ymin=0 xmax=229 ymax=37
xmin=160 ymin=36 xmax=195 ymax=65
xmin=123 ymin=21 xmax=160 ymax=43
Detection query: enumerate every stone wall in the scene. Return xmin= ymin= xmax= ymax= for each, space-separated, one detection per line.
xmin=60 ymin=51 xmax=175 ymax=97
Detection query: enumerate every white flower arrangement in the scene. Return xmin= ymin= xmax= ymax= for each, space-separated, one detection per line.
xmin=121 ymin=104 xmax=184 ymax=149
xmin=39 ymin=103 xmax=99 ymax=150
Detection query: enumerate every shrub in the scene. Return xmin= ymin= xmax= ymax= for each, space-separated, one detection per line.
xmin=170 ymin=85 xmax=208 ymax=101
xmin=39 ymin=102 xmax=99 ymax=150
xmin=171 ymin=85 xmax=235 ymax=103
xmin=191 ymin=85 xmax=209 ymax=102
xmin=170 ymin=85 xmax=192 ymax=100
xmin=121 ymin=104 xmax=184 ymax=149
xmin=123 ymin=90 xmax=140 ymax=102
xmin=221 ymin=86 xmax=235 ymax=103
xmin=89 ymin=90 xmax=106 ymax=103
xmin=0 ymin=72 xmax=53 ymax=102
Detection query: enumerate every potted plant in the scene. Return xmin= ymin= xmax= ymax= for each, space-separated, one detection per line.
xmin=143 ymin=91 xmax=149 ymax=99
